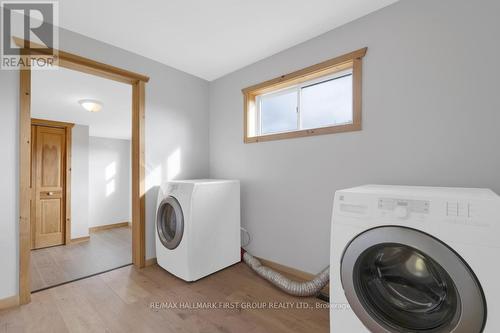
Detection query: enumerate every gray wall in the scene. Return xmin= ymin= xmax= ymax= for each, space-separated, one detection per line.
xmin=0 ymin=27 xmax=209 ymax=299
xmin=89 ymin=136 xmax=131 ymax=228
xmin=0 ymin=69 xmax=18 ymax=299
xmin=71 ymin=125 xmax=90 ymax=239
xmin=208 ymin=0 xmax=500 ymax=274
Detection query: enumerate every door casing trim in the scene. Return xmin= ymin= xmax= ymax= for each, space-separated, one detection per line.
xmin=18 ymin=40 xmax=149 ymax=305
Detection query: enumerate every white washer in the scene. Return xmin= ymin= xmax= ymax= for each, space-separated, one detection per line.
xmin=155 ymin=179 xmax=240 ymax=281
xmin=330 ymin=185 xmax=500 ymax=333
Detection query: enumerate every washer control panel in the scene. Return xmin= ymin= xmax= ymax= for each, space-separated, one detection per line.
xmin=446 ymin=201 xmax=472 ymax=218
xmin=378 ymin=198 xmax=430 ymax=218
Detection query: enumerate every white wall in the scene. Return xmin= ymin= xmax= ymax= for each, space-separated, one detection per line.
xmin=89 ymin=136 xmax=131 ymax=227
xmin=0 ymin=27 xmax=209 ymax=299
xmin=71 ymin=125 xmax=90 ymax=239
xmin=0 ymin=69 xmax=18 ymax=300
xmin=209 ymin=0 xmax=500 ymax=274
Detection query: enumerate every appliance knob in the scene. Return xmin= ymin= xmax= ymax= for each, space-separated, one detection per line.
xmin=394 ymin=206 xmax=409 ymax=219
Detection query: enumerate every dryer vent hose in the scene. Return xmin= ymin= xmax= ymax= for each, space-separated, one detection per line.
xmin=243 ymin=251 xmax=329 ymax=297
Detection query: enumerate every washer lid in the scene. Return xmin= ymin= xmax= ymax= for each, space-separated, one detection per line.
xmin=156 ymin=196 xmax=184 ymax=250
xmin=340 ymin=226 xmax=486 ymax=333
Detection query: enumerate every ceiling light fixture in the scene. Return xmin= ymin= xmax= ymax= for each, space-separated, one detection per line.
xmin=78 ymin=99 xmax=103 ymax=112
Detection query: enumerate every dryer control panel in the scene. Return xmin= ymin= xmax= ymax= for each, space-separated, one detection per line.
xmin=168 ymin=184 xmax=179 ymax=193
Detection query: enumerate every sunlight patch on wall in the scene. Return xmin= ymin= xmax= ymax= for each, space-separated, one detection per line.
xmin=105 ymin=161 xmax=116 ymax=180
xmin=106 ymin=179 xmax=115 ymax=197
xmin=167 ymin=148 xmax=181 ymax=180
xmin=144 ymin=148 xmax=182 ymax=192
xmin=105 ymin=162 xmax=116 ymax=196
xmin=145 ymin=164 xmax=162 ymax=192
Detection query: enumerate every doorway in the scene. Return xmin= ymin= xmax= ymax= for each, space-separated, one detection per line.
xmin=18 ymin=39 xmax=149 ymax=304
xmin=29 ymin=72 xmax=134 ymax=291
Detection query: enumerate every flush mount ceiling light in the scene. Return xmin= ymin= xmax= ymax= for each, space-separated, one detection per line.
xmin=78 ymin=99 xmax=103 ymax=112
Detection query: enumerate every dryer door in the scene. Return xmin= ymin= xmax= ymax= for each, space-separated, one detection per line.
xmin=156 ymin=196 xmax=184 ymax=250
xmin=341 ymin=226 xmax=486 ymax=333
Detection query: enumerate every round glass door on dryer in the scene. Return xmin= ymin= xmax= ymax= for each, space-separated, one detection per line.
xmin=156 ymin=196 xmax=184 ymax=250
xmin=341 ymin=226 xmax=486 ymax=333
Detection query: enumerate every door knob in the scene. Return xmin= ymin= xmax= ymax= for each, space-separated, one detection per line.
xmin=47 ymin=192 xmax=54 ymax=196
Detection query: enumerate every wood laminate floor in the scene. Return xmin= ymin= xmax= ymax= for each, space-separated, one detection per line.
xmin=31 ymin=226 xmax=132 ymax=291
xmin=1 ymin=263 xmax=329 ymax=333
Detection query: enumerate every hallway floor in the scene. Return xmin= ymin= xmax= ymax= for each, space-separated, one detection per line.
xmin=31 ymin=226 xmax=131 ymax=291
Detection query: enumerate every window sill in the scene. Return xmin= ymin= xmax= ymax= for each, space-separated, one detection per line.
xmin=244 ymin=122 xmax=361 ymax=143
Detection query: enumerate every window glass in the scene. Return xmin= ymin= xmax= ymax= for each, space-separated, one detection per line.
xmin=300 ymin=74 xmax=353 ymax=129
xmin=260 ymin=89 xmax=298 ymax=134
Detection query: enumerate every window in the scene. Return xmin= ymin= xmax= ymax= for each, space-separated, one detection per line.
xmin=242 ymin=48 xmax=366 ymax=143
xmin=257 ymin=70 xmax=353 ymax=135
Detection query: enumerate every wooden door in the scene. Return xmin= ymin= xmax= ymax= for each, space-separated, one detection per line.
xmin=31 ymin=125 xmax=67 ymax=249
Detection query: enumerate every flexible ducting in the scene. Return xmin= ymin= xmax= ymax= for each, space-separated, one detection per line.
xmin=243 ymin=251 xmax=329 ymax=297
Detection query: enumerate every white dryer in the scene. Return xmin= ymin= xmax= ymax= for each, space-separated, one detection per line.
xmin=155 ymin=179 xmax=240 ymax=281
xmin=330 ymin=185 xmax=500 ymax=333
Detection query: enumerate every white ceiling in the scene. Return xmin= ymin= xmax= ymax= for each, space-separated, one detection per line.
xmin=57 ymin=0 xmax=399 ymax=80
xmin=32 ymin=67 xmax=132 ymax=140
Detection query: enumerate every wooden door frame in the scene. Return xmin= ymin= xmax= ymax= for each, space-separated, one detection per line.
xmin=31 ymin=118 xmax=74 ymax=248
xmin=18 ymin=39 xmax=149 ymax=305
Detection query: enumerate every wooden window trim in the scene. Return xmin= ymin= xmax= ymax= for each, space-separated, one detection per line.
xmin=17 ymin=39 xmax=148 ymax=306
xmin=242 ymin=47 xmax=367 ymax=143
